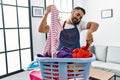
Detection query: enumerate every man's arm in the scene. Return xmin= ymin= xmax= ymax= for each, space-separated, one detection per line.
xmin=86 ymin=22 xmax=99 ymax=44
xmin=38 ymin=5 xmax=53 ymax=33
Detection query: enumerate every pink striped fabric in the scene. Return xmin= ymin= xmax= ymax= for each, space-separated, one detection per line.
xmin=43 ymin=5 xmax=62 ymax=57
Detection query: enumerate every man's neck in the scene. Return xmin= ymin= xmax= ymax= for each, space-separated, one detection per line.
xmin=66 ymin=19 xmax=74 ymax=25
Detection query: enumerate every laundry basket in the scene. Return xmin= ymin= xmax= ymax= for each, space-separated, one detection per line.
xmin=36 ymin=54 xmax=95 ymax=80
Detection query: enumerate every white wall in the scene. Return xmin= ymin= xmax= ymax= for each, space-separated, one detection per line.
xmin=74 ymin=0 xmax=83 ymax=7
xmin=75 ymin=0 xmax=120 ymax=46
xmin=30 ymin=0 xmax=46 ymax=58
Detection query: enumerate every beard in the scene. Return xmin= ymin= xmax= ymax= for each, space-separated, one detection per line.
xmin=71 ymin=18 xmax=81 ymax=25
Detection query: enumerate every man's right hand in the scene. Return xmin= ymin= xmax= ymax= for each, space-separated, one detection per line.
xmin=38 ymin=5 xmax=54 ymax=33
xmin=45 ymin=5 xmax=53 ymax=14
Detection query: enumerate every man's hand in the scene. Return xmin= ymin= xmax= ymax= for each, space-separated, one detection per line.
xmin=86 ymin=30 xmax=93 ymax=44
xmin=86 ymin=22 xmax=99 ymax=44
xmin=45 ymin=5 xmax=53 ymax=14
xmin=38 ymin=5 xmax=54 ymax=33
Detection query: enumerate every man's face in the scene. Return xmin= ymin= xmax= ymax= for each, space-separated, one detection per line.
xmin=71 ymin=9 xmax=84 ymax=25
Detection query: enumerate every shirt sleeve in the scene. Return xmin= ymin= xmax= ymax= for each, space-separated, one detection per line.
xmin=77 ymin=20 xmax=88 ymax=31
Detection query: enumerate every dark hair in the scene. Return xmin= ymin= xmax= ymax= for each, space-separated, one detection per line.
xmin=73 ymin=7 xmax=86 ymax=14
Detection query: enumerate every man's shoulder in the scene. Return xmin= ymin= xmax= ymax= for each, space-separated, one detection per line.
xmin=78 ymin=20 xmax=88 ymax=26
xmin=77 ymin=20 xmax=88 ymax=30
xmin=80 ymin=20 xmax=88 ymax=24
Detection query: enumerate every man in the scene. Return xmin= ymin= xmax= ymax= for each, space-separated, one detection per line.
xmin=26 ymin=5 xmax=99 ymax=70
xmin=38 ymin=5 xmax=99 ymax=51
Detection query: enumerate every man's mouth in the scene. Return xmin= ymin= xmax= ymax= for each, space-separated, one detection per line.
xmin=72 ymin=18 xmax=78 ymax=24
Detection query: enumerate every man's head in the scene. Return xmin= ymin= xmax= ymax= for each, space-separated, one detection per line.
xmin=70 ymin=6 xmax=86 ymax=25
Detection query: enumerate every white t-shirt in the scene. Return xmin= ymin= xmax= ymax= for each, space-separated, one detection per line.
xmin=62 ymin=20 xmax=88 ymax=32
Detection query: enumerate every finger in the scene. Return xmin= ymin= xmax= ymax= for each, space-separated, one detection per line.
xmin=86 ymin=39 xmax=93 ymax=44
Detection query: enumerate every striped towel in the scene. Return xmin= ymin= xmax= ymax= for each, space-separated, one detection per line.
xmin=43 ymin=5 xmax=62 ymax=57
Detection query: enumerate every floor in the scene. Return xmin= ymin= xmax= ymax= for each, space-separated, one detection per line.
xmin=1 ymin=71 xmax=30 ymax=80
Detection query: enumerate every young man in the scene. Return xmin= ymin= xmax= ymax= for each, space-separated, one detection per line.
xmin=38 ymin=5 xmax=99 ymax=51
